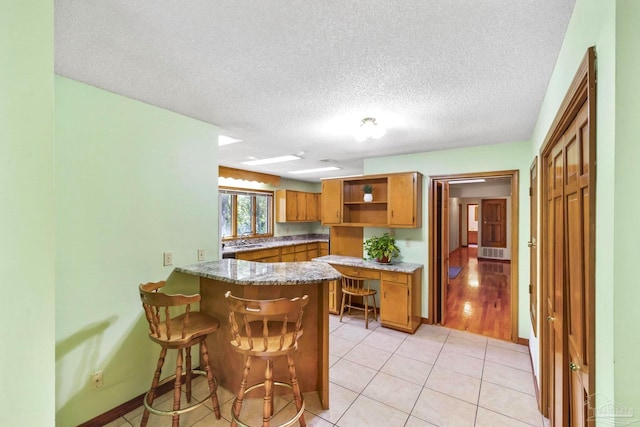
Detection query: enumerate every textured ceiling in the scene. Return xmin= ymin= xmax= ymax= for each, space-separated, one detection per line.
xmin=55 ymin=1 xmax=575 ymax=182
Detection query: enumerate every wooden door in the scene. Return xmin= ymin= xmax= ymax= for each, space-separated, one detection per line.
xmin=481 ymin=199 xmax=507 ymax=248
xmin=565 ymin=102 xmax=590 ymax=426
xmin=432 ymin=181 xmax=443 ymax=324
xmin=546 ymin=142 xmax=568 ymax=426
xmin=530 ymin=158 xmax=538 ymax=336
xmin=441 ymin=182 xmax=450 ymax=325
xmin=541 ymin=48 xmax=595 ymax=427
xmin=388 ymin=173 xmax=415 ymax=226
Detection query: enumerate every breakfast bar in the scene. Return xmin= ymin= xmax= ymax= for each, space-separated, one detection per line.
xmin=176 ymin=259 xmax=341 ymax=409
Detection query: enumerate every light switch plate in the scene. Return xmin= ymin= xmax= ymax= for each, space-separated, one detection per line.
xmin=197 ymin=249 xmax=205 ymax=262
xmin=163 ymin=252 xmax=173 ymax=266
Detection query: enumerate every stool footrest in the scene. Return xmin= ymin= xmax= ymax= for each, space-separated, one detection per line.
xmin=231 ymin=381 xmax=305 ymax=427
xmin=144 ymin=369 xmax=217 ymax=417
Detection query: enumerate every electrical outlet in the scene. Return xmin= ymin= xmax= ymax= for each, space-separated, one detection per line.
xmin=163 ymin=252 xmax=173 ymax=266
xmin=91 ymin=371 xmax=103 ymax=390
xmin=197 ymin=249 xmax=205 ymax=262
xmin=405 ymin=240 xmax=411 ymax=247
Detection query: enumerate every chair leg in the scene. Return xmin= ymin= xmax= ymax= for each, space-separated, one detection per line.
xmin=287 ymin=353 xmax=306 ymax=427
xmin=339 ymin=292 xmax=347 ymax=323
xmin=186 ymin=346 xmax=192 ymax=403
xmin=172 ymin=348 xmax=183 ymax=427
xmin=263 ymin=359 xmax=274 ymax=427
xmin=141 ymin=347 xmax=167 ymax=427
xmin=232 ymin=355 xmax=253 ymax=427
xmin=364 ymin=294 xmax=369 ymax=329
xmin=200 ymin=339 xmax=221 ymax=419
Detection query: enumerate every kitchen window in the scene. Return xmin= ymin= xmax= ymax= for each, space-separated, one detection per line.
xmin=219 ymin=188 xmax=273 ymax=240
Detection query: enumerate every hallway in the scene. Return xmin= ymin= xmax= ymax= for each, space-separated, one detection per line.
xmin=445 ymin=246 xmax=512 ymax=341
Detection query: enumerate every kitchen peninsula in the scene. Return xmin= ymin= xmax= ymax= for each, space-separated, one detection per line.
xmin=175 ymin=259 xmax=341 ymax=409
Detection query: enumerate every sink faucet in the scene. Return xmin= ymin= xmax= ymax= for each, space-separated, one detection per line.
xmin=240 ymin=232 xmax=250 ymax=246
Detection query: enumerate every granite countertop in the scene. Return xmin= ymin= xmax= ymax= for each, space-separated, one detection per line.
xmin=222 ymin=235 xmax=329 ymax=257
xmin=312 ymin=255 xmax=423 ymax=274
xmin=176 ymin=259 xmax=341 ymax=285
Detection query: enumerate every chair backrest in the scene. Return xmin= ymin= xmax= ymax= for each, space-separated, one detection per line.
xmin=341 ymin=274 xmax=369 ymax=293
xmin=225 ymin=291 xmax=308 ymax=354
xmin=139 ymin=281 xmax=201 ymax=342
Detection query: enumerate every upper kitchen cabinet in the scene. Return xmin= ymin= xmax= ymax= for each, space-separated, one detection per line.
xmin=321 ymin=172 xmax=423 ymax=228
xmin=275 ymin=190 xmax=320 ymax=222
xmin=388 ymin=173 xmax=422 ymax=227
xmin=321 ymin=179 xmax=342 ymax=225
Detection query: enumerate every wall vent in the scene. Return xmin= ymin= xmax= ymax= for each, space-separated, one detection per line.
xmin=481 ymin=247 xmax=506 ymax=259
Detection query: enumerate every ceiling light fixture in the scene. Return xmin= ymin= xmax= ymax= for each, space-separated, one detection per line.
xmin=241 ymin=155 xmax=301 ymax=166
xmin=355 ymin=117 xmax=386 ymax=142
xmin=289 ymin=166 xmax=341 ymax=175
xmin=448 ymin=179 xmax=487 ymax=184
xmin=218 ymin=135 xmax=242 ymax=146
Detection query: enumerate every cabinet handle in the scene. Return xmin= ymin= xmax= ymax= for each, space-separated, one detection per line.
xmin=391 ymin=210 xmax=394 ymax=217
xmin=569 ymin=362 xmax=579 ymax=371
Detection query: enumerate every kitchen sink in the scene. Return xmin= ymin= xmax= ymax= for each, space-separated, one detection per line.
xmin=238 ymin=243 xmax=266 ymax=249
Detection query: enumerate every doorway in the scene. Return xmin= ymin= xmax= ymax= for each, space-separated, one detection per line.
xmin=428 ymin=171 xmax=519 ymax=342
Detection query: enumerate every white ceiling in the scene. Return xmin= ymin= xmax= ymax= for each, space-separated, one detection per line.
xmin=54 ymin=1 xmax=575 ymax=182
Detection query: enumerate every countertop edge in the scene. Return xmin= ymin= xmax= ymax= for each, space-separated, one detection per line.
xmin=312 ymin=255 xmax=423 ymax=274
xmin=176 ymin=259 xmax=341 ymax=285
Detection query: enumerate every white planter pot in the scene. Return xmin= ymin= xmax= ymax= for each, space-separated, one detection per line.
xmin=363 ymin=193 xmax=373 ymax=202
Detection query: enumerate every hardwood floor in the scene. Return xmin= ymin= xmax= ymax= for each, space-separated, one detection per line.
xmin=445 ymin=246 xmax=511 ymax=341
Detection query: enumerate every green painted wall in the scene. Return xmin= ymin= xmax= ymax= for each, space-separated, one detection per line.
xmin=54 ymin=76 xmax=219 ymax=426
xmin=613 ymin=0 xmax=640 ymax=413
xmin=364 ymin=140 xmax=531 ymax=338
xmin=0 ymin=1 xmax=55 ymax=425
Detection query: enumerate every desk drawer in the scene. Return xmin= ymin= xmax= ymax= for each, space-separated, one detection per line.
xmin=332 ymin=265 xmax=380 ymax=280
xmin=381 ymin=271 xmax=408 ymax=284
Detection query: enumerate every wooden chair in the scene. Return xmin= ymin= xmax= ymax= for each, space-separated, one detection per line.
xmin=339 ymin=274 xmax=378 ymax=329
xmin=139 ymin=281 xmax=222 ymax=427
xmin=225 ymin=291 xmax=309 ymax=427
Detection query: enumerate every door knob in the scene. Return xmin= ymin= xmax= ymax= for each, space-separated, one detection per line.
xmin=569 ymin=362 xmax=579 ymax=371
xmin=547 ymin=316 xmax=555 ymax=322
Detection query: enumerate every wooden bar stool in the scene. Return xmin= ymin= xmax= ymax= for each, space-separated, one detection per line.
xmin=339 ymin=274 xmax=378 ymax=329
xmin=225 ymin=291 xmax=308 ymax=427
xmin=139 ymin=281 xmax=222 ymax=426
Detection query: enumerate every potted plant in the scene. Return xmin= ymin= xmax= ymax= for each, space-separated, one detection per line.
xmin=363 ymin=232 xmax=400 ymax=263
xmin=362 ymin=184 xmax=374 ymax=202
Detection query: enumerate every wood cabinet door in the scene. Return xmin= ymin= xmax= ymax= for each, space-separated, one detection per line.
xmin=285 ymin=191 xmax=298 ymax=221
xmin=328 ymin=280 xmax=338 ymax=314
xmin=306 ymin=193 xmax=318 ymax=221
xmin=321 ymin=179 xmax=342 ymax=224
xmin=389 ymin=173 xmax=417 ymax=227
xmin=380 ymin=280 xmax=409 ymax=328
xmin=295 ymin=191 xmax=307 ymax=221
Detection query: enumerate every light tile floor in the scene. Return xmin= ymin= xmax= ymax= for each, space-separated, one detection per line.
xmin=106 ymin=314 xmax=547 ymax=427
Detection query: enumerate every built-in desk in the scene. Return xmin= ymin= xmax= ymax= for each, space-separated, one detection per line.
xmin=176 ymin=259 xmax=341 ymax=409
xmin=312 ymin=255 xmax=423 ymax=333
